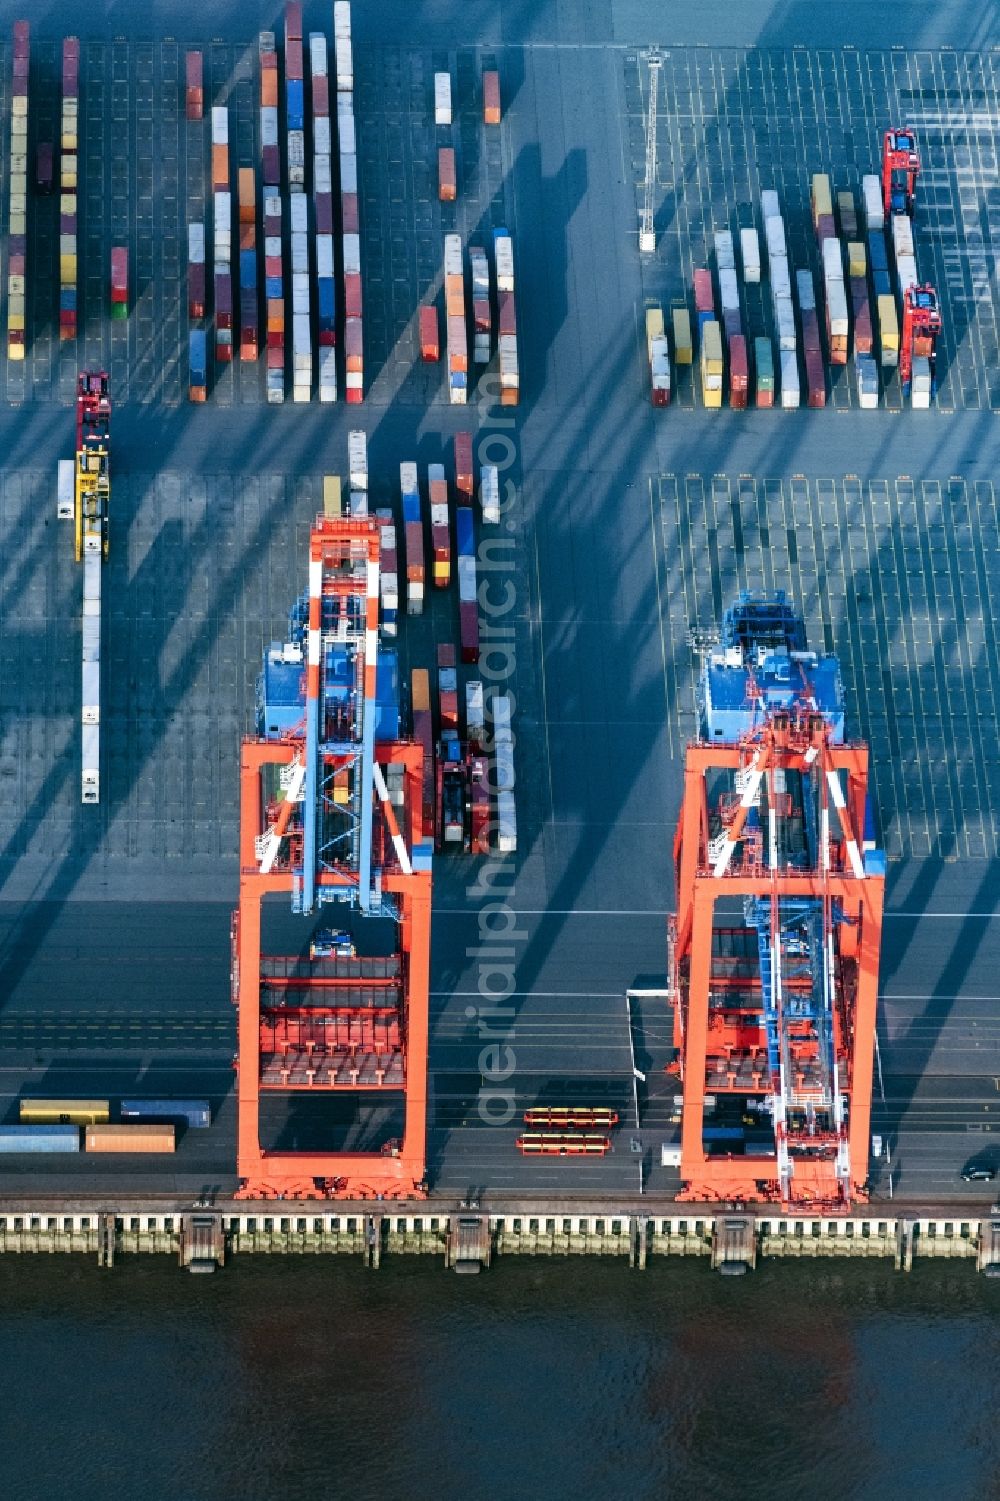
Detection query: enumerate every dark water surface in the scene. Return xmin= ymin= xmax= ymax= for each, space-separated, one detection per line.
xmin=1 ymin=1257 xmax=999 ymax=1501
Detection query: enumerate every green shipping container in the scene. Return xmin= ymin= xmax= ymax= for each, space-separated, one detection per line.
xmin=110 ymin=301 xmax=128 ymax=320
xmin=754 ymin=337 xmax=774 ymax=390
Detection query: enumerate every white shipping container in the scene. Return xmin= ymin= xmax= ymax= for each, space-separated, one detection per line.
xmin=81 ymin=724 xmax=100 ymax=804
xmin=314 ymin=116 xmax=331 ymax=156
xmin=896 ymin=253 xmax=918 ymax=295
xmin=822 ymin=238 xmax=843 ymax=282
xmin=494 ymin=234 xmax=514 ymax=292
xmin=496 ymin=790 xmax=517 ymax=852
xmin=290 ymin=195 xmax=308 ymax=234
xmin=340 ymin=154 xmax=357 ymax=195
xmin=826 ymin=282 xmax=849 ymax=335
xmin=399 ymin=461 xmax=417 ymax=496
xmin=774 ymin=295 xmax=796 ymax=349
xmin=714 ymin=229 xmax=735 ymax=271
xmin=779 ymin=350 xmax=800 ymax=408
xmin=795 ymin=269 xmax=815 ymax=312
xmin=444 ymin=234 xmax=463 ymax=277
xmin=288 ymin=132 xmax=305 ymax=185
xmin=292 ymin=272 xmax=309 ymax=301
xmin=263 ymin=192 xmax=282 ymax=223
xmin=338 ymin=114 xmax=356 ymax=156
xmin=458 ymin=554 xmax=477 ymax=604
xmin=291 ymin=240 xmax=309 ymax=276
xmin=82 ymin=661 xmax=100 ymax=723
xmin=309 ymin=33 xmax=328 ymax=76
xmin=891 ymin=213 xmax=914 ymax=258
xmin=261 ymin=110 xmax=278 ymax=148
xmin=480 ymin=465 xmax=500 ymax=525
xmin=335 ymin=36 xmax=353 ymax=90
xmin=314 ymin=156 xmax=332 ymax=193
xmin=264 ymin=236 xmax=282 ymax=261
xmin=214 ymin=190 xmax=231 ymax=225
xmin=211 ymin=107 xmax=228 ymax=145
xmin=57 ymin=459 xmax=75 ymax=519
xmin=765 ymin=214 xmax=786 ymax=260
xmin=434 ymin=72 xmax=452 ymax=125
xmin=740 ymin=227 xmax=760 ymax=282
xmin=760 ymin=189 xmax=780 ymax=221
xmin=188 ymin=222 xmax=205 ymax=263
xmin=349 ymin=432 xmax=369 ymax=491
xmin=862 ymin=174 xmax=884 ymax=230
xmin=770 ymin=255 xmax=790 ymax=299
xmin=343 ymin=233 xmax=361 ymax=275
xmin=316 ymin=237 xmax=334 ymax=277
xmin=334 ymin=1 xmax=352 ymax=38
xmin=337 ymin=92 xmax=354 ymax=121
xmin=466 ymin=680 xmax=485 ymax=743
xmin=293 ymin=313 xmax=311 ymax=348
xmin=719 ymin=268 xmax=740 ymax=311
xmin=350 ymin=488 xmax=368 ymax=517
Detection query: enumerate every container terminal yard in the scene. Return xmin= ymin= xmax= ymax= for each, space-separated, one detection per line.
xmin=0 ymin=0 xmax=999 ymax=1272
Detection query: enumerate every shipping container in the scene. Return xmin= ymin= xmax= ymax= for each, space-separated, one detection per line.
xmin=728 ymin=333 xmax=748 ymax=409
xmin=480 ymin=463 xmax=500 ymax=525
xmin=85 ymin=1124 xmax=176 ymax=1154
xmin=434 ymin=71 xmax=452 ymax=125
xmin=754 ymin=337 xmax=774 ymax=407
xmin=862 ymin=174 xmax=884 ymax=231
xmin=57 ymin=458 xmax=74 ymax=519
xmin=0 ymin=1125 xmax=80 ymax=1154
xmin=713 ymin=229 xmax=735 ymax=271
xmin=419 ymin=304 xmax=439 ymax=362
xmin=649 ymin=335 xmax=671 ymax=407
xmin=119 ymin=1099 xmax=211 ymax=1127
xmin=672 ymin=306 xmax=692 ymax=363
xmin=810 ymin=173 xmax=832 ymax=227
xmin=483 ymin=69 xmax=501 ymax=125
xmin=804 ymin=344 xmax=825 ymax=407
xmin=20 ymin=1098 xmax=109 ymax=1125
xmin=110 ymin=245 xmax=128 ymax=316
xmin=645 ymin=305 xmax=664 ymax=360
xmin=185 ymin=51 xmax=203 ymax=120
xmin=877 ymin=294 xmax=899 ymax=367
xmin=837 ymin=191 xmax=858 ymax=239
xmin=846 ymin=241 xmax=866 ymax=279
xmin=454 ymin=432 xmax=474 ymax=499
xmin=438 ymin=146 xmax=457 ymax=202
xmin=693 ymin=269 xmax=714 ymax=328
xmin=855 ymin=352 xmax=879 ymax=409
xmin=779 ymin=348 xmax=800 ymax=409
xmin=740 ymin=227 xmax=760 ymax=283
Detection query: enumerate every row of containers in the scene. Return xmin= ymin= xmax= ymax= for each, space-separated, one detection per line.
xmin=651 ymin=167 xmax=929 ymax=410
xmin=434 ymin=67 xmax=502 ymax=198
xmin=59 ymin=38 xmax=80 ymax=338
xmin=438 ymin=230 xmax=517 ymax=404
xmin=6 ymin=20 xmax=29 ymax=359
xmin=0 ymin=1098 xmax=212 ymax=1154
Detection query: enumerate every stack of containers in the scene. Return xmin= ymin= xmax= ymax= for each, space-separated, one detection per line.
xmin=212 ymin=108 xmax=233 ymax=363
xmin=376 ymin=509 xmax=398 ymax=636
xmin=466 ymin=680 xmax=485 ymax=748
xmin=822 ymin=237 xmax=849 ymax=367
xmin=82 ymin=547 xmax=101 ymax=795
xmin=754 ymin=336 xmax=774 ymax=407
xmin=57 ymin=37 xmax=78 ymax=344
xmin=411 ymin=670 xmax=435 ymax=838
xmin=848 ymin=241 xmax=873 ymax=359
xmin=470 ymin=245 xmax=491 ymax=364
xmin=838 ymin=191 xmax=858 ymax=239
xmin=188 ymin=223 xmax=206 ymax=318
xmin=7 ymin=21 xmax=28 ymax=362
xmin=911 ymin=356 xmax=932 ymax=409
xmin=494 ymin=229 xmax=518 ymax=405
xmin=740 ymin=226 xmax=760 ymax=283
xmin=862 ymin=174 xmax=884 ymax=231
xmin=189 ymin=328 xmax=207 ymax=400
xmin=285 ymin=4 xmax=311 ymax=402
xmin=238 ymin=167 xmax=258 ymax=360
xmin=456 ymin=504 xmax=478 ymax=663
xmin=429 ymin=463 xmax=451 ymax=588
xmin=444 ymin=234 xmax=467 ymax=404
xmin=310 ymin=33 xmax=336 ymax=399
xmin=336 ymin=4 xmax=363 ymax=403
xmin=348 ymin=429 xmax=367 ymax=516
xmin=796 ymin=269 xmax=825 ymax=408
xmin=401 ymin=463 xmax=424 ymax=615
xmin=480 ymin=464 xmax=500 ymax=525
xmin=700 ymin=320 xmax=723 ymax=407
xmin=185 ymin=51 xmax=203 ymax=120
xmin=493 ymin=694 xmax=517 ymax=853
xmin=259 ymin=34 xmax=284 ymax=402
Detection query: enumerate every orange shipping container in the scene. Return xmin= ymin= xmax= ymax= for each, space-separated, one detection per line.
xmin=261 ymin=67 xmax=278 ymax=109
xmin=238 ymin=166 xmax=255 ymax=221
xmin=211 ymin=143 xmax=229 ymax=190
xmin=419 ymin=305 xmax=439 ymax=361
xmin=447 ymin=316 xmax=468 ymax=371
xmin=412 ymin=668 xmax=430 ymax=714
xmin=85 ymin=1124 xmax=176 ymax=1154
xmin=267 ymin=300 xmax=285 ymax=331
xmin=438 ymin=147 xmax=456 ymax=202
xmin=445 ymin=274 xmax=464 ymax=316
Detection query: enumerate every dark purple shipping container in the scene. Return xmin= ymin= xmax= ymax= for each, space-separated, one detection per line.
xmin=804 ymin=346 xmax=826 ymax=408
xmin=459 ymin=601 xmax=479 ymax=664
xmin=315 ymin=193 xmax=333 ymax=233
xmin=215 ymin=272 xmax=233 ymax=327
xmin=800 ymin=307 xmax=822 ymax=354
xmin=341 ymin=193 xmax=358 ymax=233
xmin=816 ymin=214 xmax=835 ymax=245
xmin=188 ymin=264 xmax=206 ymax=317
xmin=723 ymin=308 xmax=742 ymax=341
xmin=262 ymin=144 xmax=280 ymax=185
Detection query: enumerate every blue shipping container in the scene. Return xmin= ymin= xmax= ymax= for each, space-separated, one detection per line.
xmin=266 ymin=275 xmax=282 ymax=300
xmin=240 ymin=250 xmax=257 ymax=289
xmin=59 ymin=288 xmax=77 ymax=310
xmin=873 ymin=268 xmax=891 ymax=297
xmin=401 ymin=491 xmax=421 ymax=526
xmin=120 ymin=1099 xmax=211 ymax=1128
xmin=189 ymin=330 xmax=207 ymax=383
xmin=0 ymin=1124 xmax=80 ymax=1153
xmin=317 ymin=279 xmax=335 ymax=321
xmin=286 ymin=79 xmax=304 ymax=131
xmin=455 ymin=506 xmax=474 ymax=557
xmin=867 ymin=231 xmax=888 ymax=272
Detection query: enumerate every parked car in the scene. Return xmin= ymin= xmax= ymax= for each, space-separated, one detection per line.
xmin=961 ymin=1164 xmax=996 ymax=1183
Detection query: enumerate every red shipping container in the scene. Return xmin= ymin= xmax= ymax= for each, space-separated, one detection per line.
xmin=419 ymin=306 xmax=439 ymax=361
xmin=189 ymin=383 xmax=207 ymax=403
xmin=804 ymin=346 xmax=826 ymax=408
xmin=459 ymin=601 xmax=479 ymax=664
xmin=215 ymin=274 xmax=233 ymax=328
xmin=693 ymin=269 xmax=714 ymax=314
xmin=8 ymin=253 xmax=25 ymax=276
xmin=315 ymin=194 xmax=334 ymax=233
xmin=266 ymin=347 xmax=284 ymax=369
xmin=498 ymin=290 xmax=516 ymax=336
xmin=345 ymin=273 xmax=362 ymax=318
xmin=188 ymin=265 xmax=206 ymax=318
xmin=14 ymin=57 xmax=28 ymax=78
xmin=313 ymin=76 xmax=329 ymax=115
xmin=728 ymin=334 xmax=748 ymax=409
xmin=185 ymin=51 xmax=203 ymax=119
xmin=13 ymin=20 xmax=29 ymax=56
xmin=438 ymin=147 xmax=457 ymax=202
xmin=454 ymin=432 xmax=474 ymax=498
xmin=215 ymin=340 xmax=233 ymax=364
xmin=473 ymin=297 xmax=490 ymax=333
xmin=447 ymin=316 xmax=468 ymax=370
xmin=59 ymin=310 xmax=76 ymax=328
xmin=341 ymin=194 xmax=359 ymax=233
xmin=110 ymin=247 xmax=128 ymax=301
xmin=405 ymin=521 xmax=425 ymax=581
xmin=284 ymin=1 xmax=303 ymax=40
xmin=186 ymin=52 xmax=202 ymax=90
xmin=345 ymin=318 xmax=363 ymax=369
xmin=483 ymin=70 xmax=501 ymax=125
xmin=239 ymin=224 xmax=255 ymax=252
xmin=286 ymin=39 xmax=303 ymax=79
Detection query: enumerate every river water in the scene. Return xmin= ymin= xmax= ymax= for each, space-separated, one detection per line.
xmin=2 ymin=1257 xmax=999 ymax=1500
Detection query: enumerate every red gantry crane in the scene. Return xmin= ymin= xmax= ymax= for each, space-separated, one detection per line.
xmin=881 ymin=126 xmax=920 ymax=218
xmin=669 ymin=594 xmax=885 ymax=1210
xmin=233 ymin=515 xmax=433 ymax=1199
xmin=900 ymin=283 xmax=942 ymax=397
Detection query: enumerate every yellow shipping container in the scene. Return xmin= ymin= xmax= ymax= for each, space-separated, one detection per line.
xmin=21 ymin=1098 xmax=110 ymax=1125
xmin=323 ymin=475 xmax=342 ymax=517
xmin=61 ymin=132 xmax=78 ymax=152
xmin=12 ymin=95 xmax=27 ymax=117
xmin=7 ymin=343 xmax=25 ymax=361
xmin=61 ymin=170 xmax=77 ymax=189
xmin=645 ymin=305 xmax=664 ymax=360
xmin=8 ymin=314 xmax=25 ymax=332
xmin=60 ymin=258 xmax=78 ymax=281
xmin=847 ymin=241 xmax=866 ymax=278
xmin=9 ymin=214 xmax=26 ymax=236
xmin=672 ymin=306 xmax=693 ymax=363
xmin=877 ymin=294 xmax=898 ymax=342
xmin=700 ymin=320 xmax=723 ymax=374
xmin=810 ymin=173 xmax=832 ymax=220
xmin=60 ymin=194 xmax=77 ymax=215
xmin=85 ymin=1124 xmax=175 ymax=1154
xmin=701 ymin=376 xmax=722 ymax=408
